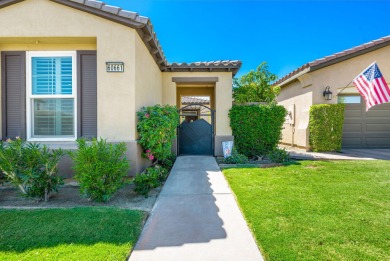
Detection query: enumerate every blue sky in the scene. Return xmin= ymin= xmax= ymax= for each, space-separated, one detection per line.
xmin=104 ymin=0 xmax=390 ymax=78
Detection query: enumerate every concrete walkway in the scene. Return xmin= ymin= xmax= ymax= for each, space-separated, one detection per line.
xmin=129 ymin=156 xmax=263 ymax=261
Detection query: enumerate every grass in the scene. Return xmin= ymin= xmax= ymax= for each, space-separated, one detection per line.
xmin=224 ymin=160 xmax=390 ymax=261
xmin=0 ymin=207 xmax=145 ymax=261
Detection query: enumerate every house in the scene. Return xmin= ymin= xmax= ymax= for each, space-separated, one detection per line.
xmin=276 ymin=35 xmax=390 ymax=150
xmin=0 ymin=0 xmax=241 ymax=176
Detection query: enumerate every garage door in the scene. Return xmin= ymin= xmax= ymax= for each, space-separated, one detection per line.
xmin=342 ymin=96 xmax=390 ymax=148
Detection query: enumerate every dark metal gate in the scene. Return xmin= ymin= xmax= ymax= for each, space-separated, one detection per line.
xmin=178 ymin=104 xmax=215 ymax=155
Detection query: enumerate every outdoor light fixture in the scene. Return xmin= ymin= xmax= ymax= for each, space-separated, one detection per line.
xmin=323 ymin=86 xmax=333 ymax=100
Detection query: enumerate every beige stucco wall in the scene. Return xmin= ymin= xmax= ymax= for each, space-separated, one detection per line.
xmin=133 ymin=32 xmax=164 ymax=172
xmin=310 ymin=45 xmax=390 ymax=104
xmin=277 ymin=80 xmax=313 ymax=148
xmin=162 ymin=72 xmax=233 ymax=136
xmin=277 ymin=44 xmax=390 ymax=149
xmin=0 ymin=0 xmax=166 ymax=175
xmin=0 ymin=0 xmax=137 ymax=142
xmin=0 ymin=0 xmax=236 ymax=171
xmin=134 ymin=33 xmax=163 ymax=136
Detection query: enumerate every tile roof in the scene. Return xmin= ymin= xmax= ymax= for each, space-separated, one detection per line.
xmin=52 ymin=0 xmax=168 ymax=69
xmin=182 ymin=96 xmax=210 ymax=105
xmin=167 ymin=60 xmax=242 ymax=76
xmin=274 ymin=35 xmax=390 ymax=86
xmin=0 ymin=0 xmax=242 ymax=76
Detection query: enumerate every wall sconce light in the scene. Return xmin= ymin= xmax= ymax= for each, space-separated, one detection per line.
xmin=323 ymin=86 xmax=333 ymax=100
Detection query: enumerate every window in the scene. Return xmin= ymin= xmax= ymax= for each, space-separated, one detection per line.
xmin=338 ymin=96 xmax=361 ymax=104
xmin=26 ymin=52 xmax=77 ymax=141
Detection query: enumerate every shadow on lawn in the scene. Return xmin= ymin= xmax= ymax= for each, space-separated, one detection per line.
xmin=0 ymin=207 xmax=144 ymax=253
xmin=282 ymin=160 xmax=302 ymax=166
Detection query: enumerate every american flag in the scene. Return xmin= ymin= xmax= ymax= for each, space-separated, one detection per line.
xmin=353 ymin=62 xmax=390 ymax=111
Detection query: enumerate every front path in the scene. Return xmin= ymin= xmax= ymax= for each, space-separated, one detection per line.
xmin=129 ymin=156 xmax=263 ymax=261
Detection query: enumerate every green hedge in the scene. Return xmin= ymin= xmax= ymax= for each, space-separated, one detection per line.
xmin=229 ymin=104 xmax=287 ymax=158
xmin=309 ymin=104 xmax=345 ymax=152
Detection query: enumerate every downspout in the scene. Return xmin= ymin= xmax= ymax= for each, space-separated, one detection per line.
xmin=288 ymin=104 xmax=295 ymax=147
xmin=291 ymin=126 xmax=295 ymax=147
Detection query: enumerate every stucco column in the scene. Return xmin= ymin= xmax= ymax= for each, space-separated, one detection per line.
xmin=214 ymin=75 xmax=233 ymax=156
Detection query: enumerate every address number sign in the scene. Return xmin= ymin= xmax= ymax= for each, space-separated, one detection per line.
xmin=106 ymin=62 xmax=124 ymax=72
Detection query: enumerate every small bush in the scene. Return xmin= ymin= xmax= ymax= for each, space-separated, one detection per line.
xmin=309 ymin=104 xmax=345 ymax=152
xmin=152 ymin=165 xmax=169 ymax=183
xmin=159 ymin=154 xmax=177 ymax=171
xmin=137 ymin=105 xmax=179 ymax=162
xmin=268 ymin=148 xmax=290 ymax=163
xmin=71 ymin=138 xmax=129 ymax=202
xmin=0 ymin=138 xmax=65 ymax=201
xmin=133 ymin=166 xmax=168 ymax=197
xmin=133 ymin=172 xmax=159 ymax=197
xmin=229 ymin=104 xmax=287 ymax=158
xmin=224 ymin=149 xmax=249 ymax=164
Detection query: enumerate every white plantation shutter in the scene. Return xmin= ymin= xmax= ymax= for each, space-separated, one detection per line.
xmin=32 ymin=57 xmax=72 ymax=95
xmin=27 ymin=52 xmax=76 ymax=139
xmin=33 ymin=99 xmax=74 ymax=136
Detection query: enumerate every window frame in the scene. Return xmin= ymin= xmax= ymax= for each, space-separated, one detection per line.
xmin=26 ymin=51 xmax=77 ymax=141
xmin=337 ymin=95 xmax=362 ymax=104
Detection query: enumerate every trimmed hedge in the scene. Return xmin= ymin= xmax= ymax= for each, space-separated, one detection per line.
xmin=229 ymin=104 xmax=287 ymax=158
xmin=309 ymin=104 xmax=345 ymax=152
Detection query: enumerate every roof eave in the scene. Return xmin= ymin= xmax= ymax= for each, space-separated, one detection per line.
xmin=49 ymin=0 xmax=168 ymax=69
xmin=310 ymin=40 xmax=390 ymax=72
xmin=166 ymin=62 xmax=242 ymax=77
xmin=0 ymin=0 xmax=22 ymax=8
xmin=277 ymin=67 xmax=311 ymax=87
xmin=0 ymin=0 xmax=240 ymax=75
xmin=275 ymin=36 xmax=390 ymax=87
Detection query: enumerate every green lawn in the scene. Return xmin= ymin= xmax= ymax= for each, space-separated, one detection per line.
xmin=0 ymin=207 xmax=145 ymax=261
xmin=224 ymin=160 xmax=390 ymax=261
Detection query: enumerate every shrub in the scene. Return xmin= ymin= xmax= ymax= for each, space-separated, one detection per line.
xmin=229 ymin=104 xmax=287 ymax=158
xmin=268 ymin=148 xmax=290 ymax=163
xmin=153 ymin=165 xmax=169 ymax=183
xmin=0 ymin=138 xmax=65 ymax=201
xmin=71 ymin=138 xmax=129 ymax=202
xmin=137 ymin=105 xmax=179 ymax=162
xmin=224 ymin=149 xmax=249 ymax=164
xmin=309 ymin=104 xmax=345 ymax=152
xmin=159 ymin=154 xmax=177 ymax=171
xmin=233 ymin=62 xmax=280 ymax=103
xmin=133 ymin=166 xmax=168 ymax=197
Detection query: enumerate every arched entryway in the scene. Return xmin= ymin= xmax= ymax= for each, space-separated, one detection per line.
xmin=178 ymin=104 xmax=215 ymax=155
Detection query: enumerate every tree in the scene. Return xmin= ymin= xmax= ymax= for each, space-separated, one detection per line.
xmin=233 ymin=62 xmax=281 ymax=103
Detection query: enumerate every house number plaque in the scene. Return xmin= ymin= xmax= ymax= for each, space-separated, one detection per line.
xmin=106 ymin=62 xmax=124 ymax=72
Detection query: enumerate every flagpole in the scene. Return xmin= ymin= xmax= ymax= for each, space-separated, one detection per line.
xmin=336 ymin=80 xmax=354 ymax=96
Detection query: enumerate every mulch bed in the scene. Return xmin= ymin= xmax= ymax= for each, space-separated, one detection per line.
xmin=0 ymin=181 xmax=161 ymax=212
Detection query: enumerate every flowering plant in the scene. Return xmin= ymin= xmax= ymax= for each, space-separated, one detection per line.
xmin=137 ymin=105 xmax=179 ymax=162
xmin=145 ymin=149 xmax=154 ymax=161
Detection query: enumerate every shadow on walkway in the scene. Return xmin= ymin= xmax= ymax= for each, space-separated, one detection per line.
xmin=134 ymin=156 xmax=226 ymax=249
xmin=130 ymin=156 xmax=262 ymax=261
